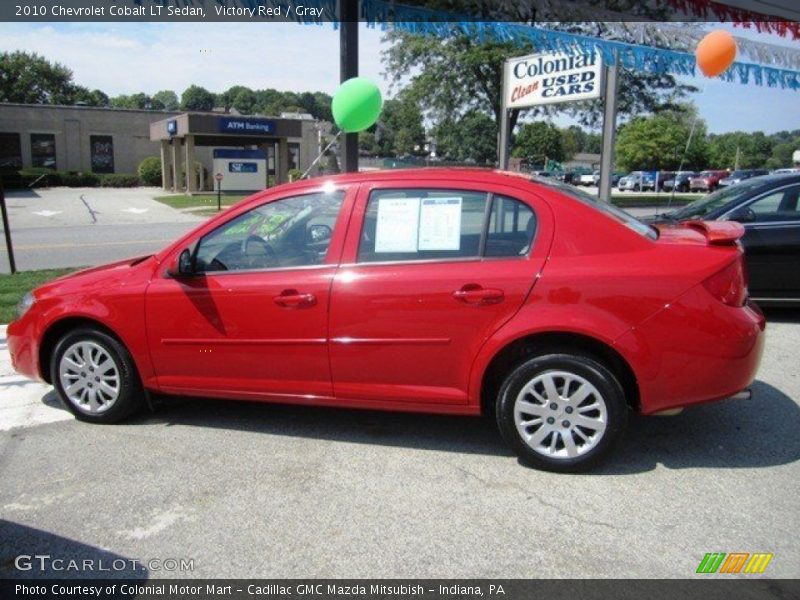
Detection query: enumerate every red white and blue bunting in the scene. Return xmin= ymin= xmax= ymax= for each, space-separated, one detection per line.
xmin=361 ymin=0 xmax=800 ymax=91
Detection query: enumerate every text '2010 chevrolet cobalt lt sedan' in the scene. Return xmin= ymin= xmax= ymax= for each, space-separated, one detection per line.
xmin=8 ymin=169 xmax=765 ymax=471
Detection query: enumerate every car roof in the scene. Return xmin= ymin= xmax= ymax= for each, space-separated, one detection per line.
xmin=294 ymin=167 xmax=524 ymax=186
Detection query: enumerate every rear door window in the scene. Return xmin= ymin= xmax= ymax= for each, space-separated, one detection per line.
xmin=357 ymin=189 xmax=537 ymax=263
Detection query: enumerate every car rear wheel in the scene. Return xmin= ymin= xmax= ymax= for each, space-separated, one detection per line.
xmin=51 ymin=327 xmax=144 ymax=423
xmin=496 ymin=353 xmax=628 ymax=472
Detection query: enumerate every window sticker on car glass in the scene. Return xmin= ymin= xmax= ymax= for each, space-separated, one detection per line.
xmin=418 ymin=197 xmax=463 ymax=251
xmin=375 ymin=197 xmax=420 ymax=253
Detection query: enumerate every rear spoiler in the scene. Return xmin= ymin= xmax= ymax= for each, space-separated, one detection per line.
xmin=681 ymin=220 xmax=745 ymax=245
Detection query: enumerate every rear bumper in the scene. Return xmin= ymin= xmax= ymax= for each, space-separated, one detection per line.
xmin=615 ymin=287 xmax=766 ymax=415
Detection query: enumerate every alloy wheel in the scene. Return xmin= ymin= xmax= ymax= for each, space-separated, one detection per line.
xmin=513 ymin=370 xmax=608 ymax=459
xmin=58 ymin=341 xmax=121 ymax=414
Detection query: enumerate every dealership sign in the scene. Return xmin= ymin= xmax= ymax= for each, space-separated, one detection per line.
xmin=503 ymin=51 xmax=603 ymax=109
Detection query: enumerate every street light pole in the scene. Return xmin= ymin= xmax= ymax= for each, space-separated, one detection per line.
xmin=339 ymin=0 xmax=359 ymax=173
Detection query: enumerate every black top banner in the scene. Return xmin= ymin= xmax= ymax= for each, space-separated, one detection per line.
xmin=2 ymin=0 xmax=798 ymax=23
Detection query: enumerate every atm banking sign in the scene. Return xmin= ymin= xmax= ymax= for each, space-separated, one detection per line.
xmin=219 ymin=117 xmax=275 ymax=135
xmin=504 ymin=51 xmax=603 ymax=109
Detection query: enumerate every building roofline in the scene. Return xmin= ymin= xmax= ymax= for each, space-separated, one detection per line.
xmin=0 ymin=101 xmax=183 ymax=115
xmin=0 ymin=102 xmax=311 ymax=123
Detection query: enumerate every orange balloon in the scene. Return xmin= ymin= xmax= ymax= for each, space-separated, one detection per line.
xmin=695 ymin=30 xmax=737 ymax=77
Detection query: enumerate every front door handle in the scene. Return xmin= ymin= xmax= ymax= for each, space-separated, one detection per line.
xmin=274 ymin=289 xmax=317 ymax=308
xmin=453 ymin=285 xmax=504 ymax=305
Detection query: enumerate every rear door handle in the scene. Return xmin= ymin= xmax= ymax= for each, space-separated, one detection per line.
xmin=453 ymin=285 xmax=504 ymax=305
xmin=274 ymin=289 xmax=317 ymax=308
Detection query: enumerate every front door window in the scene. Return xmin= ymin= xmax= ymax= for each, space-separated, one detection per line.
xmin=195 ymin=190 xmax=346 ymax=272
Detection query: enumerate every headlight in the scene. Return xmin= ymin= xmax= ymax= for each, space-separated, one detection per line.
xmin=15 ymin=292 xmax=35 ymax=319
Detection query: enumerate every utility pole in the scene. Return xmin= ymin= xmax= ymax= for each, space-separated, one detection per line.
xmin=339 ymin=0 xmax=359 ymax=173
xmin=0 ymin=180 xmax=16 ymax=274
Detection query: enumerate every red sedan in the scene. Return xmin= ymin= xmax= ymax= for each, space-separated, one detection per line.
xmin=7 ymin=169 xmax=765 ymax=471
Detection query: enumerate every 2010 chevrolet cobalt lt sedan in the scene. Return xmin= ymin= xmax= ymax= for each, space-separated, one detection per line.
xmin=8 ymin=169 xmax=765 ymax=471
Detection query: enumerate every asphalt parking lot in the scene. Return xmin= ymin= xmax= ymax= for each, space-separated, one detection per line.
xmin=0 ymin=188 xmax=201 ymax=272
xmin=0 ymin=309 xmax=798 ymax=580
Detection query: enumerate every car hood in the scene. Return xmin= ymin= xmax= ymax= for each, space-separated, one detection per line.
xmin=33 ymin=255 xmax=155 ymax=299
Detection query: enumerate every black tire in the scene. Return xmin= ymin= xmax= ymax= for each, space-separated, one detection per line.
xmin=496 ymin=353 xmax=629 ymax=472
xmin=50 ymin=327 xmax=144 ymax=423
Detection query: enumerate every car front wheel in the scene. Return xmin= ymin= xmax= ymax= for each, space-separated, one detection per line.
xmin=496 ymin=353 xmax=628 ymax=472
xmin=51 ymin=327 xmax=144 ymax=423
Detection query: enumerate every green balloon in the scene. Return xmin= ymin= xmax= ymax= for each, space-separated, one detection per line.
xmin=332 ymin=77 xmax=383 ymax=133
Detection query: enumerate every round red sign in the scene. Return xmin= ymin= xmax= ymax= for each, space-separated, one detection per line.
xmin=214 ymin=172 xmax=223 ymax=181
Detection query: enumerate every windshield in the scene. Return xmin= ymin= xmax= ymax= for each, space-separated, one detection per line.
xmin=669 ymin=179 xmax=765 ymax=220
xmin=531 ymin=177 xmax=657 ymax=239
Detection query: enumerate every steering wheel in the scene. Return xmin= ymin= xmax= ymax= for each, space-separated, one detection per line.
xmin=240 ymin=235 xmax=277 ymax=268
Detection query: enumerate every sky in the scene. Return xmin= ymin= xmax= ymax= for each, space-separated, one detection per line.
xmin=0 ymin=21 xmax=798 ymax=134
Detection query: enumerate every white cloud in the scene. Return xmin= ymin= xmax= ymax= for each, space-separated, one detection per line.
xmin=0 ymin=22 xmax=388 ymax=96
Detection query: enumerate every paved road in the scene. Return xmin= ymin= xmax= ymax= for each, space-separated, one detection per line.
xmin=0 ymin=188 xmax=202 ymax=271
xmin=0 ymin=313 xmax=798 ymax=579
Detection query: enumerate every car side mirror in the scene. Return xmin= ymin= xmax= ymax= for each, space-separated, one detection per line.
xmin=167 ymin=248 xmax=195 ymax=277
xmin=728 ymin=207 xmax=756 ymax=223
xmin=307 ymin=224 xmax=332 ymax=244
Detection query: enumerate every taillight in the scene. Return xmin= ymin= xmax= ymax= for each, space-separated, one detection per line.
xmin=703 ymin=259 xmax=747 ymax=307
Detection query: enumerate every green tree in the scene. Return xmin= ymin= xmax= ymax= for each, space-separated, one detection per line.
xmin=233 ymin=89 xmax=258 ymax=114
xmin=151 ymin=90 xmax=179 ymax=111
xmin=512 ymin=121 xmax=565 ymax=165
xmin=615 ymin=107 xmax=708 ymax=171
xmin=217 ymin=85 xmax=252 ymax=112
xmin=383 ymin=23 xmax=696 ymax=162
xmin=433 ymin=110 xmax=496 ymax=163
xmin=768 ymin=141 xmax=799 ymax=169
xmin=359 ymin=131 xmax=380 ymax=156
xmin=110 ymin=92 xmax=149 ymax=109
xmin=584 ymin=133 xmax=603 ymax=154
xmin=0 ymin=51 xmax=82 ymax=104
xmin=375 ymin=92 xmax=426 ymax=156
xmin=707 ymin=132 xmax=774 ymax=169
xmin=137 ymin=156 xmax=162 ymax=186
xmin=72 ymin=87 xmax=108 ymax=107
xmin=180 ymin=85 xmax=215 ymax=111
xmin=560 ymin=126 xmax=586 ymax=161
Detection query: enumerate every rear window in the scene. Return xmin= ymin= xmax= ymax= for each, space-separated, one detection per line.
xmin=530 ymin=177 xmax=657 ymax=240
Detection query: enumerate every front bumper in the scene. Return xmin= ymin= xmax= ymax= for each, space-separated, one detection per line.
xmin=615 ymin=287 xmax=766 ymax=415
xmin=7 ymin=310 xmax=44 ymax=381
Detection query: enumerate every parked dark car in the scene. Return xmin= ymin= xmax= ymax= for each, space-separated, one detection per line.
xmin=718 ymin=169 xmax=770 ymax=188
xmin=663 ymin=172 xmax=698 ymax=193
xmin=690 ymin=170 xmax=730 ymax=193
xmin=649 ymin=173 xmax=800 ymax=305
xmin=642 ymin=171 xmax=675 ymax=192
xmin=593 ymin=171 xmax=624 ymax=187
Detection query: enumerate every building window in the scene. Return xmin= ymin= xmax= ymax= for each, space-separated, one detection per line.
xmin=31 ymin=134 xmax=56 ymax=169
xmin=288 ymin=143 xmax=300 ymax=171
xmin=90 ymin=135 xmax=115 ymax=173
xmin=0 ymin=133 xmax=22 ymax=170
